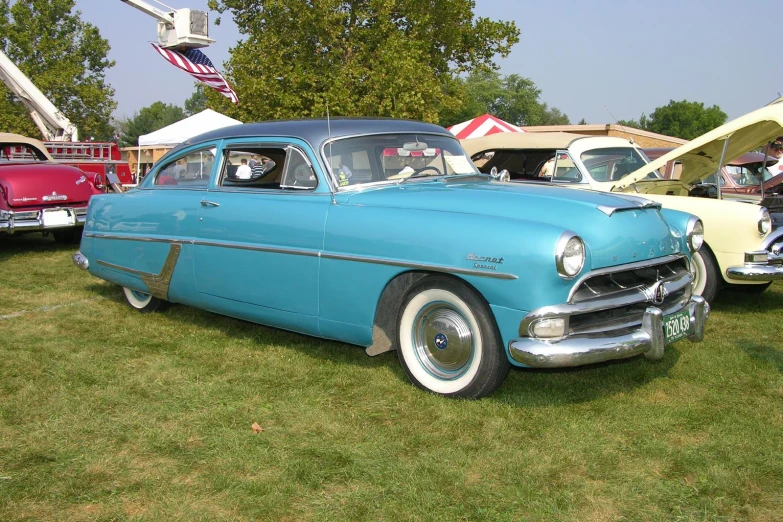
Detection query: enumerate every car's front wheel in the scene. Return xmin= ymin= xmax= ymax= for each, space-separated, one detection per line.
xmin=396 ymin=276 xmax=510 ymax=399
xmin=122 ymin=287 xmax=167 ymax=313
xmin=691 ymin=247 xmax=719 ymax=303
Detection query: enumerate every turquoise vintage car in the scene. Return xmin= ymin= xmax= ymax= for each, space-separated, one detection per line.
xmin=73 ymin=119 xmax=708 ymax=398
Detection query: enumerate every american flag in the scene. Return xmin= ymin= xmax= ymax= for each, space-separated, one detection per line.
xmin=151 ymin=43 xmax=238 ymax=105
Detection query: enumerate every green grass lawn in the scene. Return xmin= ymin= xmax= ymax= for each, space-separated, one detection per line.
xmin=1 ymin=234 xmax=782 ymax=521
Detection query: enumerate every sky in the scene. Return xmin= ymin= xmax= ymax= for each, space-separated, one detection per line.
xmin=72 ymin=0 xmax=783 ymax=125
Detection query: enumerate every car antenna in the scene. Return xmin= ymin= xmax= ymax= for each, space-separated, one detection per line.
xmin=605 ymin=106 xmax=634 ymax=145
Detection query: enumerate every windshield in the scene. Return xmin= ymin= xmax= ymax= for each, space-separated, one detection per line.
xmin=580 ymin=147 xmax=658 ymax=182
xmin=0 ymin=142 xmax=49 ymax=163
xmin=323 ymin=133 xmax=480 ymax=188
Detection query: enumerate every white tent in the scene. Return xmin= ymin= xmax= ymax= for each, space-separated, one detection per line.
xmin=138 ymin=109 xmax=242 ymax=147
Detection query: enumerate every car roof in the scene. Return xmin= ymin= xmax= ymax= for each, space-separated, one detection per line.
xmin=170 ymin=117 xmax=452 ymax=156
xmin=0 ymin=132 xmax=54 ymax=161
xmin=460 ymin=132 xmax=590 ymax=155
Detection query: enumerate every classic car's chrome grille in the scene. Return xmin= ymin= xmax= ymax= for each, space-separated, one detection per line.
xmin=567 ymin=257 xmax=691 ymax=336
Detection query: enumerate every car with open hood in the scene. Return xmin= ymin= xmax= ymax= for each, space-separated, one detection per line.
xmin=645 ymin=148 xmax=783 ymax=212
xmin=73 ymin=118 xmax=708 ymax=399
xmin=461 ymin=103 xmax=783 ymax=303
xmin=1 ymin=132 xmax=106 ymax=242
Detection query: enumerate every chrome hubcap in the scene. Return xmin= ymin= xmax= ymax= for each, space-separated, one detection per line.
xmin=412 ymin=302 xmax=474 ymax=380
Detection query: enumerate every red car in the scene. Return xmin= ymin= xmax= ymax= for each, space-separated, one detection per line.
xmin=0 ymin=132 xmax=105 ymax=243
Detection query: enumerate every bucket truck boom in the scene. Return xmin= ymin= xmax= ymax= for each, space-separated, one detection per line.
xmin=0 ymin=49 xmax=79 ymax=142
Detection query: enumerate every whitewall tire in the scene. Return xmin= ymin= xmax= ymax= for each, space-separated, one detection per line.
xmin=122 ymin=287 xmax=167 ymax=313
xmin=396 ymin=276 xmax=509 ymax=399
xmin=691 ymin=247 xmax=719 ymax=303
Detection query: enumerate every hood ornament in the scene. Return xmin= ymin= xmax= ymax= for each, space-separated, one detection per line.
xmin=75 ymin=175 xmax=87 ymax=185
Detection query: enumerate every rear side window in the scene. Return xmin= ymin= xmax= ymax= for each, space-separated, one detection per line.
xmin=218 ymin=145 xmax=317 ymax=191
xmin=154 ymin=148 xmax=215 ymax=187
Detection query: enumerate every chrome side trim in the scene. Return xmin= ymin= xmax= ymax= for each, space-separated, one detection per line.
xmin=320 ymin=252 xmax=518 ymax=280
xmin=97 ymin=243 xmax=182 ymax=299
xmin=85 ymin=232 xmax=518 ymax=280
xmin=566 ymin=254 xmax=687 ymax=303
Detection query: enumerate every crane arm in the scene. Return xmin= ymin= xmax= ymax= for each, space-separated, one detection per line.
xmin=118 ymin=0 xmax=175 ymax=25
xmin=0 ymin=49 xmax=78 ymax=142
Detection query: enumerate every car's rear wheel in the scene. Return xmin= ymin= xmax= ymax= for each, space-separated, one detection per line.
xmin=122 ymin=287 xmax=167 ymax=313
xmin=691 ymin=247 xmax=719 ymax=303
xmin=396 ymin=276 xmax=510 ymax=399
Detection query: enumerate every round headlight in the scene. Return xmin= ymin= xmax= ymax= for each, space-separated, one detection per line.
xmin=758 ymin=207 xmax=771 ymax=236
xmin=555 ymin=232 xmax=585 ymax=279
xmin=686 ymin=217 xmax=704 ymax=252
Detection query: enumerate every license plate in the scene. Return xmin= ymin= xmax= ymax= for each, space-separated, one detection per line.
xmin=663 ymin=309 xmax=690 ymax=344
xmin=42 ymin=209 xmax=74 ymax=228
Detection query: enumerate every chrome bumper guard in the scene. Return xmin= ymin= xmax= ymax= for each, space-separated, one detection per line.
xmin=73 ymin=251 xmax=89 ymax=270
xmin=725 ymin=251 xmax=783 ymax=281
xmin=508 ymin=295 xmax=708 ymax=369
xmin=0 ymin=207 xmax=87 ymax=234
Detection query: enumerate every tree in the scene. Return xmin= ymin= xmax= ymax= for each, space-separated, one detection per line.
xmin=617 ymin=101 xmax=727 ymax=140
xmin=184 ymin=84 xmax=208 ymax=116
xmin=438 ymin=68 xmax=568 ymax=128
xmin=0 ymin=0 xmax=116 ymax=140
xmin=641 ymin=100 xmax=727 ymax=140
xmin=206 ymin=0 xmax=519 ymax=123
xmin=117 ymin=102 xmax=187 ymax=147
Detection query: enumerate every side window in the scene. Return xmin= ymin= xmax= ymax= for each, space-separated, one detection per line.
xmin=154 ymin=148 xmax=215 ymax=187
xmin=280 ymin=147 xmax=318 ymax=189
xmin=552 ymin=151 xmax=582 ymax=182
xmin=219 ymin=146 xmax=287 ymax=189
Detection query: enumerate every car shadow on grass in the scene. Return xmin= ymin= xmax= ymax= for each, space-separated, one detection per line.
xmin=735 ymin=340 xmax=783 ymax=373
xmin=0 ymin=233 xmax=78 ymax=262
xmin=713 ymin=282 xmax=783 ymax=312
xmin=90 ymin=282 xmax=684 ymax=406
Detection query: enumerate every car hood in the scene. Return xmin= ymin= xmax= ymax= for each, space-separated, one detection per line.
xmin=0 ymin=163 xmax=93 ymax=208
xmin=617 ymin=101 xmax=783 ymax=189
xmin=340 ymin=180 xmax=684 ymax=267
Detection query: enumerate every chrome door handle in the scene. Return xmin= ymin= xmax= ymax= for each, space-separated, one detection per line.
xmin=201 ymin=200 xmax=220 ymax=207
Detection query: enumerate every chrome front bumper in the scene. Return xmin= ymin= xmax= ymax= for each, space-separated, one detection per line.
xmin=0 ymin=207 xmax=87 ymax=234
xmin=508 ymin=296 xmax=708 ymax=368
xmin=725 ymin=251 xmax=783 ymax=281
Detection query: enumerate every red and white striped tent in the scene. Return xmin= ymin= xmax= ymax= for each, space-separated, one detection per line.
xmin=447 ymin=114 xmax=525 ymax=140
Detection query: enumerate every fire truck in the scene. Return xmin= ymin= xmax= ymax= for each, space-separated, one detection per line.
xmin=0 ymin=49 xmax=134 ymax=188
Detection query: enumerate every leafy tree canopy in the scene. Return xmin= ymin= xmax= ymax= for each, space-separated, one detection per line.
xmin=0 ymin=0 xmax=116 ymax=140
xmin=205 ymin=0 xmax=519 ymax=123
xmin=117 ymin=102 xmax=187 ymax=147
xmin=184 ymin=84 xmax=208 ymax=116
xmin=438 ymin=68 xmax=569 ymax=128
xmin=617 ymin=100 xmax=727 ymax=140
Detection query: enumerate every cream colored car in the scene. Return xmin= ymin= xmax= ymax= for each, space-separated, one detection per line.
xmin=462 ymin=104 xmax=783 ymax=302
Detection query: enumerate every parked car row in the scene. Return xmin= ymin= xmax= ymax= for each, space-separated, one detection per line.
xmin=10 ymin=100 xmax=769 ymax=399
xmin=461 ymin=101 xmax=783 ymax=303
